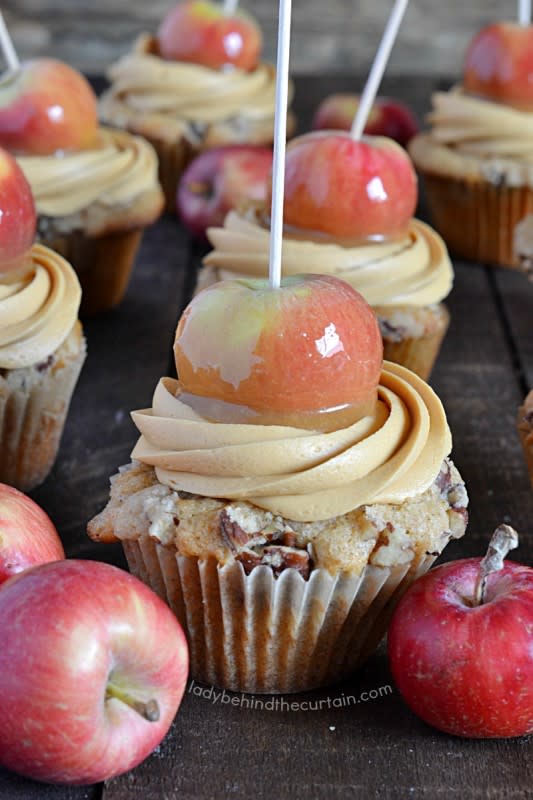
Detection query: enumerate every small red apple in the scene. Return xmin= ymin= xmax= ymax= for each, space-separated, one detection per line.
xmin=463 ymin=22 xmax=533 ymax=109
xmin=0 ymin=58 xmax=98 ymax=155
xmin=0 ymin=483 xmax=64 ymax=585
xmin=267 ymin=131 xmax=417 ymax=242
xmin=158 ymin=0 xmax=262 ymax=72
xmin=388 ymin=525 xmax=533 ymax=738
xmin=0 ymin=559 xmax=189 ymax=784
xmin=0 ymin=146 xmax=36 ymax=273
xmin=177 ymin=145 xmax=272 ymax=239
xmin=174 ymin=274 xmax=383 ymax=431
xmin=312 ymin=94 xmax=419 ymax=148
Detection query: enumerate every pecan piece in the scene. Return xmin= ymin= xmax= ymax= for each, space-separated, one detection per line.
xmin=261 ymin=546 xmax=312 ymax=580
xmin=220 ymin=509 xmax=251 ymax=550
xmin=236 ymin=550 xmax=263 ymax=575
xmin=435 ymin=461 xmax=452 ymax=495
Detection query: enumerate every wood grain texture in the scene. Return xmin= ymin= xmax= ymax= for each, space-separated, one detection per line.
xmin=1 ymin=74 xmax=533 ymax=799
xmin=2 ymin=0 xmax=516 ymax=76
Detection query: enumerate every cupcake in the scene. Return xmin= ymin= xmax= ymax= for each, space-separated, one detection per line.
xmin=409 ymin=22 xmax=533 ymax=270
xmin=0 ymin=58 xmax=164 ymax=315
xmin=99 ymin=0 xmax=296 ymax=212
xmin=0 ymin=149 xmax=85 ymax=491
xmin=518 ymin=390 xmax=533 ymax=487
xmin=88 ymin=275 xmax=468 ymax=693
xmin=202 ymin=132 xmax=453 ymax=381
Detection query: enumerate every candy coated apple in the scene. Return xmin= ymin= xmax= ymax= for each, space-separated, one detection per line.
xmin=177 ymin=145 xmax=272 ymax=239
xmin=0 ymin=59 xmax=98 ymax=155
xmin=0 ymin=483 xmax=64 ymax=585
xmin=312 ymin=94 xmax=419 ymax=147
xmin=388 ymin=532 xmax=533 ymax=738
xmin=0 ymin=147 xmax=35 ymax=273
xmin=270 ymin=132 xmax=417 ymax=241
xmin=174 ymin=274 xmax=383 ymax=430
xmin=0 ymin=559 xmax=189 ymax=784
xmin=158 ymin=0 xmax=262 ymax=72
xmin=463 ymin=22 xmax=533 ymax=109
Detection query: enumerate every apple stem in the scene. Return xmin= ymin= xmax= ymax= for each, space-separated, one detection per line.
xmin=268 ymin=0 xmax=292 ymax=291
xmin=350 ymin=0 xmax=409 ymax=141
xmin=518 ymin=0 xmax=531 ymax=26
xmin=0 ymin=13 xmax=19 ymax=72
xmin=105 ymin=682 xmax=160 ymax=723
xmin=473 ymin=524 xmax=519 ymax=606
xmin=223 ymin=0 xmax=239 ymax=15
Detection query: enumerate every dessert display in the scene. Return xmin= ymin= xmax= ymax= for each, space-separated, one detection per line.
xmin=518 ymin=390 xmax=533 ymax=486
xmin=99 ymin=0 xmax=296 ymax=212
xmin=177 ymin=144 xmax=272 ymax=239
xmin=0 ymin=56 xmax=164 ymax=314
xmin=389 ymin=525 xmax=533 ymax=739
xmin=202 ymin=131 xmax=453 ymax=380
xmin=0 ymin=147 xmax=85 ymax=491
xmin=409 ymin=21 xmax=533 ymax=270
xmin=312 ymin=93 xmax=419 ymax=147
xmin=88 ymin=273 xmax=469 ymax=694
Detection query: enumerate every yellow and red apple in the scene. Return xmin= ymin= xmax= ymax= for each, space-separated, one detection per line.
xmin=0 ymin=147 xmax=36 ymax=273
xmin=312 ymin=94 xmax=419 ymax=148
xmin=158 ymin=0 xmax=262 ymax=72
xmin=0 ymin=59 xmax=98 ymax=155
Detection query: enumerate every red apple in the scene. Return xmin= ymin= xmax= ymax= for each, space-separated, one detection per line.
xmin=268 ymin=132 xmax=417 ymax=242
xmin=158 ymin=0 xmax=262 ymax=72
xmin=312 ymin=94 xmax=419 ymax=148
xmin=0 ymin=483 xmax=64 ymax=585
xmin=388 ymin=526 xmax=533 ymax=738
xmin=0 ymin=559 xmax=189 ymax=784
xmin=177 ymin=145 xmax=272 ymax=238
xmin=0 ymin=59 xmax=98 ymax=155
xmin=0 ymin=147 xmax=36 ymax=273
xmin=174 ymin=274 xmax=383 ymax=431
xmin=463 ymin=22 xmax=533 ymax=109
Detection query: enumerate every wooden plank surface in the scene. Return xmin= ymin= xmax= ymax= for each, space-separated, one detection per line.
xmin=1 ymin=74 xmax=533 ymax=799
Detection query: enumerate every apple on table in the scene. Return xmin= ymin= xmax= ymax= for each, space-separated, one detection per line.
xmin=0 ymin=146 xmax=36 ymax=273
xmin=312 ymin=93 xmax=419 ymax=147
xmin=158 ymin=0 xmax=262 ymax=71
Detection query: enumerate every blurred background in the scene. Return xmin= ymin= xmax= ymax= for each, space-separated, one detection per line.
xmin=3 ymin=0 xmax=519 ymax=76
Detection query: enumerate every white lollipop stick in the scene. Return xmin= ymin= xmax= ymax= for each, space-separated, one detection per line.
xmin=268 ymin=0 xmax=292 ymax=290
xmin=223 ymin=0 xmax=239 ymax=15
xmin=0 ymin=13 xmax=19 ymax=72
xmin=518 ymin=0 xmax=531 ymax=25
xmin=351 ymin=0 xmax=409 ymax=140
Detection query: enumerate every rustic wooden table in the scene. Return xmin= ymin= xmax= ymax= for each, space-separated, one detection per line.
xmin=1 ymin=76 xmax=532 ymax=800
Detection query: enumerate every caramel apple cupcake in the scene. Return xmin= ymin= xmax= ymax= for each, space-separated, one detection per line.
xmin=0 ymin=150 xmax=85 ymax=491
xmin=88 ymin=275 xmax=468 ymax=694
xmin=0 ymin=58 xmax=163 ymax=315
xmin=202 ymin=132 xmax=453 ymax=381
xmin=410 ymin=22 xmax=533 ymax=270
xmin=518 ymin=391 xmax=533 ymax=487
xmin=99 ymin=1 xmax=296 ymax=212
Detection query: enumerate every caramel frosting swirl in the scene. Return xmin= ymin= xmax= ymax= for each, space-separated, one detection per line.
xmin=410 ymin=88 xmax=533 ymax=186
xmin=100 ymin=35 xmax=287 ymax=143
xmin=131 ymin=361 xmax=451 ymax=522
xmin=16 ymin=127 xmax=161 ymax=219
xmin=0 ymin=244 xmax=81 ymax=369
xmin=204 ymin=210 xmax=452 ymax=307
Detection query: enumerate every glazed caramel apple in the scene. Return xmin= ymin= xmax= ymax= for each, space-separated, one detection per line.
xmin=312 ymin=94 xmax=419 ymax=148
xmin=174 ymin=274 xmax=383 ymax=431
xmin=269 ymin=131 xmax=418 ymax=242
xmin=0 ymin=147 xmax=36 ymax=274
xmin=0 ymin=59 xmax=98 ymax=155
xmin=158 ymin=0 xmax=262 ymax=71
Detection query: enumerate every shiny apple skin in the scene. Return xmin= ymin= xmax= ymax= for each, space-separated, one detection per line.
xmin=0 ymin=483 xmax=64 ymax=585
xmin=177 ymin=145 xmax=272 ymax=239
xmin=158 ymin=0 xmax=262 ymax=72
xmin=271 ymin=131 xmax=417 ymax=242
xmin=0 ymin=59 xmax=98 ymax=156
xmin=174 ymin=274 xmax=383 ymax=421
xmin=0 ymin=560 xmax=189 ymax=784
xmin=0 ymin=147 xmax=36 ymax=273
xmin=312 ymin=94 xmax=419 ymax=148
xmin=388 ymin=558 xmax=533 ymax=738
xmin=463 ymin=22 xmax=533 ymax=109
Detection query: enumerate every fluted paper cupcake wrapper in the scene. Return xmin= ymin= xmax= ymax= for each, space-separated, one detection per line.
xmin=0 ymin=326 xmax=86 ymax=491
xmin=382 ymin=307 xmax=450 ymax=382
xmin=122 ymin=535 xmax=435 ymax=694
xmin=147 ymin=136 xmax=199 ymax=214
xmin=423 ymin=172 xmax=533 ymax=269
